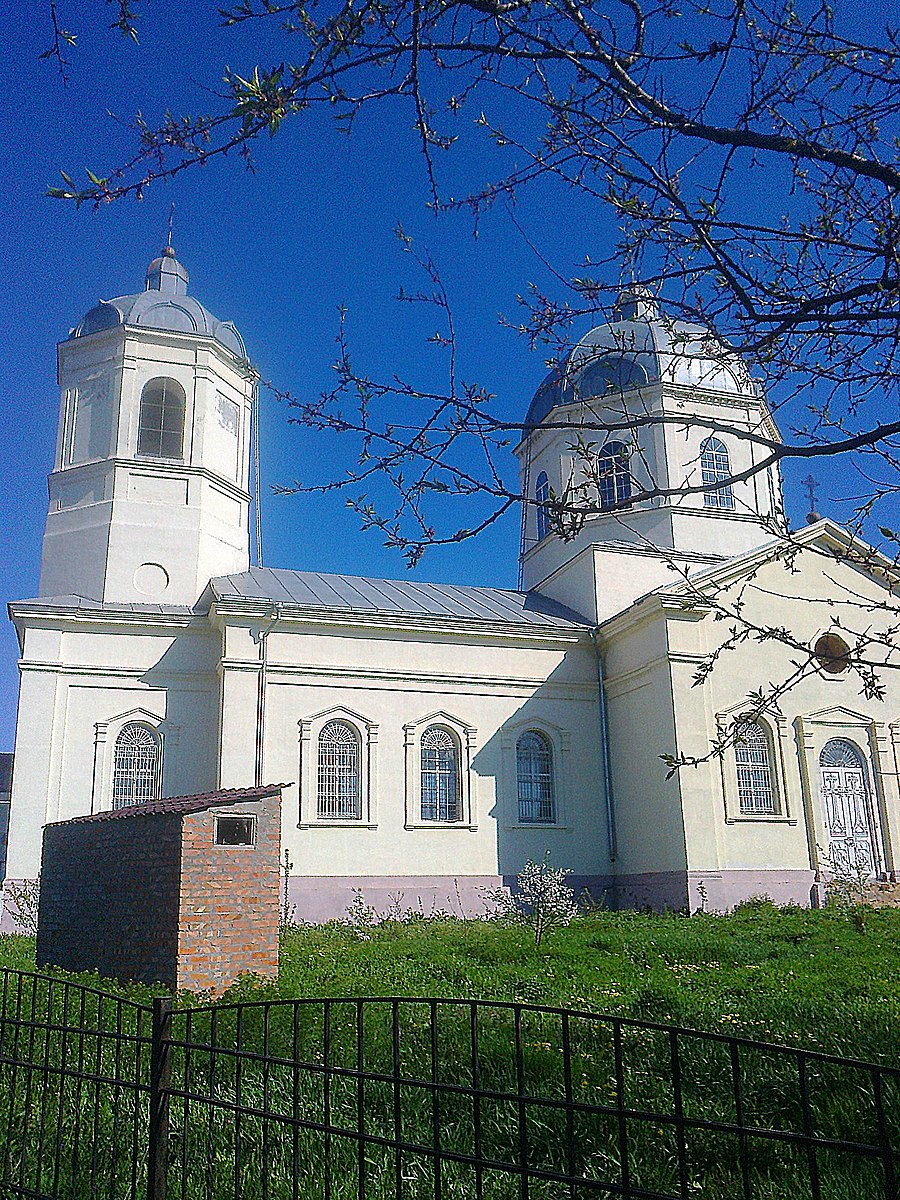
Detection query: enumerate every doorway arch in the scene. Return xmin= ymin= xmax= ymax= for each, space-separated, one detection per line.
xmin=819 ymin=738 xmax=880 ymax=878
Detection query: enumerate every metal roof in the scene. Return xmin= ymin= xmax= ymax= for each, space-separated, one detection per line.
xmin=9 ymin=595 xmax=194 ymax=617
xmin=211 ymin=567 xmax=590 ymax=629
xmin=52 ymin=784 xmax=286 ymax=827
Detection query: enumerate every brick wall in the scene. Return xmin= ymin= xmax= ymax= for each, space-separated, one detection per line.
xmin=36 ymin=787 xmax=282 ymax=994
xmin=176 ymin=795 xmax=281 ymax=992
xmin=37 ymin=813 xmax=183 ymax=988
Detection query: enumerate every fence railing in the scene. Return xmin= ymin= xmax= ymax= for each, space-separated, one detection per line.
xmin=0 ymin=969 xmax=897 ymax=1199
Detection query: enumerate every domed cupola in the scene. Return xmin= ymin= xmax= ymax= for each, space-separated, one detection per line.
xmin=72 ymin=246 xmax=248 ymax=361
xmin=525 ymin=286 xmax=753 ymax=430
xmin=518 ymin=286 xmax=785 ymax=621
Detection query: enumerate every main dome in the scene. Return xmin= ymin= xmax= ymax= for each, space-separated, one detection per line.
xmin=71 ymin=246 xmax=248 ymax=361
xmin=525 ymin=287 xmax=753 ymax=428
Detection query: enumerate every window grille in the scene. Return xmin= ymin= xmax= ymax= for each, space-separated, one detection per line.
xmin=535 ymin=472 xmax=551 ymax=540
xmin=700 ymin=437 xmax=735 ymax=509
xmin=820 ymin=738 xmax=864 ymax=769
xmin=516 ymin=731 xmax=555 ymax=823
xmin=317 ymin=721 xmax=361 ymax=819
xmin=734 ymin=720 xmax=779 ymax=815
xmin=420 ymin=727 xmax=460 ymax=822
xmin=597 ymin=441 xmax=632 ymax=511
xmin=112 ymin=723 xmax=160 ymax=809
xmin=138 ymin=378 xmax=186 ymax=459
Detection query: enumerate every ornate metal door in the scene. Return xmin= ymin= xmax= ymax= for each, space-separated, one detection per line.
xmin=819 ymin=739 xmax=878 ymax=878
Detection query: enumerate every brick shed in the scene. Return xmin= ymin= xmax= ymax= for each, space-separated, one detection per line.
xmin=36 ymin=785 xmax=284 ymax=994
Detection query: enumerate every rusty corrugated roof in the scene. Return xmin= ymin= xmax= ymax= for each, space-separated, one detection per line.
xmin=51 ymin=784 xmax=287 ymax=827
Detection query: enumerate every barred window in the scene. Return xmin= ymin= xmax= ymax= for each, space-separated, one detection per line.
xmin=420 ymin=727 xmax=460 ymax=822
xmin=734 ymin=720 xmax=779 ymax=815
xmin=112 ymin=723 xmax=160 ymax=809
xmin=597 ymin=441 xmax=632 ymax=511
xmin=535 ymin=472 xmax=551 ymax=540
xmin=700 ymin=437 xmax=735 ymax=509
xmin=317 ymin=721 xmax=361 ymax=819
xmin=516 ymin=731 xmax=555 ymax=823
xmin=138 ymin=378 xmax=186 ymax=459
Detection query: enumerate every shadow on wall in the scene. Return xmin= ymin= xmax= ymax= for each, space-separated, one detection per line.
xmin=472 ymin=652 xmax=615 ymax=906
xmin=139 ymin=618 xmax=222 ymax=798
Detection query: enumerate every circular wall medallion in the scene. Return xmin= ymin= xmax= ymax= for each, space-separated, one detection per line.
xmin=133 ymin=562 xmax=170 ymax=598
xmin=814 ymin=632 xmax=851 ymax=675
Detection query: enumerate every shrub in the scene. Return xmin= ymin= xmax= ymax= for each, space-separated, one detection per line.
xmin=484 ymin=853 xmax=577 ymax=946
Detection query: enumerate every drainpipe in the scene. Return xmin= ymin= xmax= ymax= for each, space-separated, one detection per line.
xmin=254 ymin=604 xmax=280 ymax=787
xmin=592 ymin=628 xmax=618 ymax=864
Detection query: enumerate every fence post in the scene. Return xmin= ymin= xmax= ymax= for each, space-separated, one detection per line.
xmin=148 ymin=997 xmax=172 ymax=1200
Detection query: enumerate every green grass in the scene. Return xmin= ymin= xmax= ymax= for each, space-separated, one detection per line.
xmin=1 ymin=903 xmax=899 ymax=1198
xmin=261 ymin=901 xmax=900 ymax=1062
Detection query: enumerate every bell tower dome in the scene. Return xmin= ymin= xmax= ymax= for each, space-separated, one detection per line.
xmin=39 ymin=246 xmax=257 ymax=606
xmin=518 ymin=288 xmax=786 ymax=622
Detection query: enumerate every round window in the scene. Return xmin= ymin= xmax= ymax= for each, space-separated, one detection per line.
xmin=814 ymin=633 xmax=851 ymax=675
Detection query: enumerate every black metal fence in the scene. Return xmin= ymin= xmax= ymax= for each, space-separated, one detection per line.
xmin=0 ymin=969 xmax=897 ymax=1199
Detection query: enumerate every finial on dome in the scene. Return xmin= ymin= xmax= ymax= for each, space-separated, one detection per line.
xmin=614 ymin=284 xmax=659 ymax=322
xmin=145 ymin=203 xmax=188 ymax=291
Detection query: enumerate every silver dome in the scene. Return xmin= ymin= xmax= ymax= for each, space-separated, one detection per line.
xmin=72 ymin=246 xmax=248 ymax=361
xmin=526 ymin=288 xmax=753 ymax=428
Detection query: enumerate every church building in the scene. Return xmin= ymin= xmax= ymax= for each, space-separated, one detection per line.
xmin=5 ymin=247 xmax=900 ymax=918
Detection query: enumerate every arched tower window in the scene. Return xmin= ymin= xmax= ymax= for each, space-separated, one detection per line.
xmin=137 ymin=378 xmax=186 ymax=459
xmin=700 ymin=437 xmax=735 ymax=509
xmin=317 ymin=720 xmax=361 ymax=819
xmin=516 ymin=731 xmax=555 ymax=823
xmin=597 ymin=441 xmax=632 ymax=511
xmin=112 ymin=723 xmax=161 ymax=809
xmin=420 ymin=726 xmax=460 ymax=822
xmin=734 ymin=719 xmax=778 ymax=815
xmin=535 ymin=472 xmax=550 ymax=540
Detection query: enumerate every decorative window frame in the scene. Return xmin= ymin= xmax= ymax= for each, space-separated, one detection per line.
xmin=298 ymin=706 xmax=379 ymax=828
xmin=403 ymin=711 xmax=478 ymax=830
xmin=91 ymin=706 xmax=171 ymax=814
xmin=715 ymin=704 xmax=793 ymax=823
xmin=795 ymin=706 xmax=892 ymax=879
xmin=499 ymin=719 xmax=571 ymax=829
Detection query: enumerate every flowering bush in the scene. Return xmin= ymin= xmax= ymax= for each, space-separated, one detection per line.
xmin=486 ymin=853 xmax=578 ymax=946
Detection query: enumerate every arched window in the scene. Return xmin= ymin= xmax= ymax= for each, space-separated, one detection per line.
xmin=700 ymin=437 xmax=734 ymax=509
xmin=420 ymin=727 xmax=460 ymax=822
xmin=535 ymin=472 xmax=551 ymax=540
xmin=516 ymin=731 xmax=555 ymax=823
xmin=579 ymin=354 xmax=648 ymax=398
xmin=112 ymin=723 xmax=160 ymax=809
xmin=137 ymin=378 xmax=186 ymax=459
xmin=317 ymin=721 xmax=361 ymax=819
xmin=734 ymin=719 xmax=778 ymax=815
xmin=597 ymin=441 xmax=632 ymax=511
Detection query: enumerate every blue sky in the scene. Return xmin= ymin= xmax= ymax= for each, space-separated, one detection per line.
xmin=0 ymin=2 xmax=884 ymax=748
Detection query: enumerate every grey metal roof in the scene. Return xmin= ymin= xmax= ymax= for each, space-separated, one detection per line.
xmin=9 ymin=595 xmax=194 ymax=617
xmin=211 ymin=567 xmax=590 ymax=629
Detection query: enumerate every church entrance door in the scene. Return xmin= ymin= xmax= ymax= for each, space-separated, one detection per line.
xmin=819 ymin=739 xmax=879 ymax=879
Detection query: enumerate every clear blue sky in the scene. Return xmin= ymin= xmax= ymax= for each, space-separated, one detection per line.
xmin=0 ymin=3 xmax=876 ymax=748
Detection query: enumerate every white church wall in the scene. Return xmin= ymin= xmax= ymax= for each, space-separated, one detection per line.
xmin=663 ymin=544 xmax=900 ymax=909
xmin=4 ymin=618 xmax=221 ymax=882
xmin=599 ymin=613 xmax=690 ymax=910
xmin=213 ymin=614 xmax=610 ymax=920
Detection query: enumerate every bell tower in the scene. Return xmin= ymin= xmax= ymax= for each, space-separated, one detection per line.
xmin=39 ymin=247 xmax=257 ymax=606
xmin=519 ymin=288 xmax=786 ymax=623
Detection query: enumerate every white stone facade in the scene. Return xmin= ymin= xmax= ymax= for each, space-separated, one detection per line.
xmin=5 ymin=259 xmax=900 ymax=919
